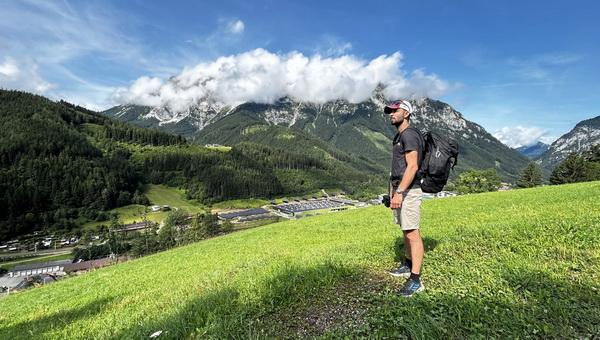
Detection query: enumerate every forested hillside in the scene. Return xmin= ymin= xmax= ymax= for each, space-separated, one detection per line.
xmin=0 ymin=91 xmax=384 ymax=240
xmin=0 ymin=91 xmax=185 ymax=239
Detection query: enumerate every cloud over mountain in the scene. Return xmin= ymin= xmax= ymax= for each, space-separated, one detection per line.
xmin=493 ymin=125 xmax=549 ymax=148
xmin=114 ymin=49 xmax=452 ymax=113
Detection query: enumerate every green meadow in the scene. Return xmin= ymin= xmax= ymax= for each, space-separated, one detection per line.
xmin=1 ymin=182 xmax=599 ymax=338
xmin=82 ymin=184 xmax=206 ymax=230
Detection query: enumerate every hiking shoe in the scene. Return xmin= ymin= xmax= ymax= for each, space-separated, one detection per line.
xmin=388 ymin=265 xmax=411 ymax=278
xmin=398 ymin=279 xmax=425 ymax=297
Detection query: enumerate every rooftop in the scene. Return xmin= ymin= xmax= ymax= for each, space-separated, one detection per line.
xmin=219 ymin=208 xmax=270 ymax=219
xmin=12 ymin=259 xmax=73 ymax=272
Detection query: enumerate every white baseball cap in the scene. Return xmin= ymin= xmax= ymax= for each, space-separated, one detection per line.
xmin=384 ymin=100 xmax=413 ymax=114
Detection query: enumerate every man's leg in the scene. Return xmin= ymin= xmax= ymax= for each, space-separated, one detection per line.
xmin=398 ymin=189 xmax=424 ymax=296
xmin=389 ymin=208 xmax=412 ymax=278
xmin=403 ymin=233 xmax=412 ymax=267
xmin=404 ymin=229 xmax=424 ymax=274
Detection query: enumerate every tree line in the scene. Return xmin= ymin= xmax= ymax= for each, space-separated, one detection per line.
xmin=451 ymin=144 xmax=600 ymax=194
xmin=72 ymin=210 xmax=233 ymax=260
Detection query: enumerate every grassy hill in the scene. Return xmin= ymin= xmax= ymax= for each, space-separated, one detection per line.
xmin=1 ymin=182 xmax=599 ymax=338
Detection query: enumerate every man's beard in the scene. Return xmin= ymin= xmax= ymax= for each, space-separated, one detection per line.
xmin=391 ymin=117 xmax=403 ymax=127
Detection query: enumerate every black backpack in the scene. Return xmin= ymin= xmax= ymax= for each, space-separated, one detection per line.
xmin=418 ymin=131 xmax=459 ymax=193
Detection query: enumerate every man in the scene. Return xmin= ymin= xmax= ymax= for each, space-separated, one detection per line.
xmin=385 ymin=100 xmax=425 ymax=297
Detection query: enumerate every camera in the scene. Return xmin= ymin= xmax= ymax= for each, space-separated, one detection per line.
xmin=382 ymin=194 xmax=391 ymax=208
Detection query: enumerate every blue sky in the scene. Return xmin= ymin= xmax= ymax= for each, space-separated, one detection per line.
xmin=1 ymin=0 xmax=599 ymax=147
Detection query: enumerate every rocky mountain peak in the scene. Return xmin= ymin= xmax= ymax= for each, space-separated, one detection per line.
xmin=537 ymin=115 xmax=600 ymax=169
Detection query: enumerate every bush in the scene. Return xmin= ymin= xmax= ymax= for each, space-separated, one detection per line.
xmin=132 ymin=190 xmax=150 ymax=206
xmin=72 ymin=244 xmax=111 ymax=261
xmin=456 ymin=168 xmax=501 ymax=194
xmin=95 ymin=211 xmax=110 ymax=222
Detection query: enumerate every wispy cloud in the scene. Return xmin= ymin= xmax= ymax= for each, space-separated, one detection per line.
xmin=312 ymin=35 xmax=353 ymax=57
xmin=227 ymin=19 xmax=245 ymax=34
xmin=181 ymin=18 xmax=248 ymax=62
xmin=507 ymin=52 xmax=582 ymax=81
xmin=459 ymin=46 xmax=490 ymax=69
xmin=480 ymin=81 xmax=556 ymax=88
xmin=0 ymin=0 xmax=185 ymax=109
xmin=0 ymin=1 xmax=146 ymax=65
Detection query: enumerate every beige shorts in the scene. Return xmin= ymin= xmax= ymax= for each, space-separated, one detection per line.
xmin=392 ymin=188 xmax=422 ymax=230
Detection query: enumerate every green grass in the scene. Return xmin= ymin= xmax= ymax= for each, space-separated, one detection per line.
xmin=242 ymin=124 xmax=269 ymax=135
xmin=144 ymin=184 xmax=205 ymax=213
xmin=354 ymin=125 xmax=391 ymax=153
xmin=1 ymin=182 xmax=599 ymax=338
xmin=294 ymin=205 xmax=356 ymax=218
xmin=203 ymin=145 xmax=232 ymax=152
xmin=82 ymin=185 xmax=206 ymax=230
xmin=81 ymin=205 xmax=167 ymax=230
xmin=211 ymin=198 xmax=269 ymax=210
xmin=0 ymin=253 xmax=72 ymax=271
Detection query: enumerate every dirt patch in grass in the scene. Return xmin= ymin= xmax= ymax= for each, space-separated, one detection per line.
xmin=261 ymin=270 xmax=404 ymax=338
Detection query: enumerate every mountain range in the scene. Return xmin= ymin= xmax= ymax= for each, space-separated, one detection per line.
xmin=536 ymin=115 xmax=600 ymax=169
xmin=104 ymin=92 xmax=531 ymax=182
xmin=516 ymin=142 xmax=550 ymax=159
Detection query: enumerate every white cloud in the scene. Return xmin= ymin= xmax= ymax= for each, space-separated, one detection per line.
xmin=0 ymin=57 xmax=55 ymax=93
xmin=114 ymin=49 xmax=453 ymax=112
xmin=313 ymin=35 xmax=353 ymax=57
xmin=326 ymin=42 xmax=352 ymax=57
xmin=227 ymin=20 xmax=245 ymax=34
xmin=493 ymin=125 xmax=549 ymax=148
xmin=507 ymin=53 xmax=582 ymax=81
xmin=0 ymin=58 xmax=19 ymax=77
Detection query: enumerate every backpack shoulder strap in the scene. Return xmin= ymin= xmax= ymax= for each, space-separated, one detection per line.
xmin=392 ymin=132 xmax=401 ymax=146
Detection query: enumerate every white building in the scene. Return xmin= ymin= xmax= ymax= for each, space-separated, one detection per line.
xmin=8 ymin=260 xmax=72 ymax=278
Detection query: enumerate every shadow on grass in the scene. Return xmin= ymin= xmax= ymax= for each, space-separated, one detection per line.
xmin=110 ymin=262 xmax=599 ymax=338
xmin=393 ymin=236 xmax=439 ymax=262
xmin=110 ymin=261 xmax=357 ymax=339
xmin=0 ymin=296 xmax=117 ymax=339
xmin=349 ymin=268 xmax=600 ymax=339
xmin=5 ymin=263 xmax=596 ymax=338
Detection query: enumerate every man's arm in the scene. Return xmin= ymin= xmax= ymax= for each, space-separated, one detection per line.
xmin=390 ymin=150 xmax=418 ymax=209
xmin=396 ymin=150 xmax=419 ymax=194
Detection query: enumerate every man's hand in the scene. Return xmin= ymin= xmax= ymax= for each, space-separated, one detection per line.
xmin=390 ymin=192 xmax=403 ymax=209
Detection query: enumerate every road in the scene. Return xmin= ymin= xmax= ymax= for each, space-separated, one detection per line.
xmin=0 ymin=247 xmax=74 ymax=260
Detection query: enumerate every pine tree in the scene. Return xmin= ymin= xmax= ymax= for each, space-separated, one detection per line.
xmin=549 ymin=153 xmax=589 ymax=184
xmin=517 ymin=162 xmax=543 ymax=188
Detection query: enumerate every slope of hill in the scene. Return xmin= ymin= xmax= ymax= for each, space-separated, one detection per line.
xmin=538 ymin=115 xmax=600 ymax=170
xmin=1 ymin=182 xmax=598 ymax=338
xmin=104 ymin=96 xmax=530 ymax=182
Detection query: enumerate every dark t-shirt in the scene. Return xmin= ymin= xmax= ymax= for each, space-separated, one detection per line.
xmin=391 ymin=127 xmax=424 ymax=188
